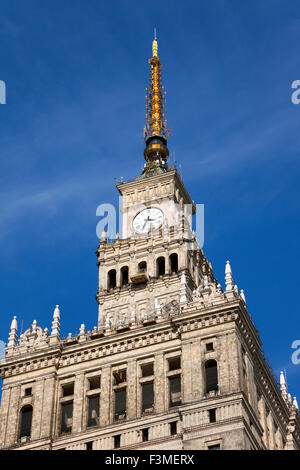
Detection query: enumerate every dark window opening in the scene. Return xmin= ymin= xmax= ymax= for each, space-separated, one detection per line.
xmin=62 ymin=383 xmax=74 ymax=397
xmin=142 ymin=382 xmax=154 ymax=413
xmin=205 ymin=360 xmax=218 ymax=394
xmin=168 ymin=357 xmax=181 ymax=371
xmin=169 ymin=376 xmax=181 ymax=407
xmin=114 ymin=435 xmax=121 ymax=449
xmin=170 ymin=421 xmax=177 ymax=436
xmin=87 ymin=395 xmax=100 ymax=427
xmin=208 ymin=444 xmax=220 ymax=450
xmin=121 ymin=266 xmax=129 ymax=286
xmin=24 ymin=387 xmax=32 ymax=397
xmin=86 ymin=441 xmax=93 ymax=450
xmin=138 ymin=261 xmax=147 ymax=272
xmin=89 ymin=376 xmax=100 ymax=390
xmin=157 ymin=257 xmax=165 ymax=276
xmin=60 ymin=402 xmax=73 ymax=434
xmin=113 ymin=369 xmax=127 ymax=385
xmin=170 ymin=253 xmax=178 ymax=273
xmin=141 ymin=363 xmax=154 ymax=377
xmin=209 ymin=409 xmax=216 ymax=423
xmin=108 ymin=269 xmax=116 ymax=289
xmin=206 ymin=343 xmax=214 ymax=352
xmin=142 ymin=428 xmax=149 ymax=442
xmin=19 ymin=405 xmax=33 ymax=439
xmin=114 ymin=389 xmax=126 ymax=421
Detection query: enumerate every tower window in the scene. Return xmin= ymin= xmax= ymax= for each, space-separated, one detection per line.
xmin=157 ymin=257 xmax=165 ymax=276
xmin=170 ymin=421 xmax=177 ymax=435
xmin=87 ymin=395 xmax=100 ymax=427
xmin=168 ymin=356 xmax=181 ymax=371
xmin=142 ymin=382 xmax=154 ymax=413
xmin=121 ymin=266 xmax=129 ymax=286
xmin=169 ymin=376 xmax=181 ymax=407
xmin=142 ymin=428 xmax=149 ymax=442
xmin=88 ymin=376 xmax=100 ymax=390
xmin=108 ymin=269 xmax=116 ymax=289
xmin=60 ymin=402 xmax=73 ymax=434
xmin=62 ymin=383 xmax=74 ymax=397
xmin=205 ymin=360 xmax=218 ymax=394
xmin=114 ymin=435 xmax=121 ymax=449
xmin=141 ymin=363 xmax=154 ymax=377
xmin=113 ymin=369 xmax=127 ymax=385
xmin=209 ymin=409 xmax=216 ymax=423
xmin=138 ymin=261 xmax=147 ymax=272
xmin=206 ymin=343 xmax=214 ymax=352
xmin=19 ymin=405 xmax=33 ymax=439
xmin=170 ymin=253 xmax=178 ymax=273
xmin=24 ymin=387 xmax=32 ymax=397
xmin=114 ymin=389 xmax=126 ymax=421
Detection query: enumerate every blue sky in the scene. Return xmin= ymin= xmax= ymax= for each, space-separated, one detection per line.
xmin=0 ymin=0 xmax=299 ymax=400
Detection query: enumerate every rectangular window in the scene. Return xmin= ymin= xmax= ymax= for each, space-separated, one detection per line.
xmin=114 ymin=389 xmax=126 ymax=421
xmin=86 ymin=441 xmax=93 ymax=450
xmin=60 ymin=402 xmax=73 ymax=434
xmin=88 ymin=376 xmax=100 ymax=390
xmin=208 ymin=444 xmax=220 ymax=450
xmin=170 ymin=421 xmax=177 ymax=436
xmin=24 ymin=387 xmax=32 ymax=397
xmin=169 ymin=376 xmax=181 ymax=407
xmin=142 ymin=382 xmax=154 ymax=413
xmin=62 ymin=383 xmax=74 ymax=397
xmin=113 ymin=370 xmax=126 ymax=385
xmin=114 ymin=435 xmax=121 ymax=449
xmin=87 ymin=395 xmax=100 ymax=427
xmin=168 ymin=357 xmax=181 ymax=371
xmin=206 ymin=343 xmax=214 ymax=352
xmin=142 ymin=428 xmax=149 ymax=442
xmin=141 ymin=363 xmax=154 ymax=377
xmin=209 ymin=409 xmax=216 ymax=423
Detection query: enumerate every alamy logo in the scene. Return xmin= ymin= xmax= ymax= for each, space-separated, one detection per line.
xmin=0 ymin=340 xmax=5 ymax=359
xmin=291 ymin=80 xmax=300 ymax=105
xmin=96 ymin=198 xmax=205 ymax=249
xmin=0 ymin=80 xmax=6 ymax=104
xmin=291 ymin=340 xmax=300 ymax=365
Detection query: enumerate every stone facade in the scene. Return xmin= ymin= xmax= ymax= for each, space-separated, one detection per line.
xmin=0 ymin=166 xmax=299 ymax=451
xmin=0 ymin=36 xmax=299 ymax=451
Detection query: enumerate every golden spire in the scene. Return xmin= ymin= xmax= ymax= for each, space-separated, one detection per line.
xmin=144 ymin=33 xmax=169 ymax=142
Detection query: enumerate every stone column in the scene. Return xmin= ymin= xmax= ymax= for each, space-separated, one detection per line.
xmin=218 ymin=332 xmax=240 ymax=394
xmin=41 ymin=374 xmax=57 ymax=438
xmin=154 ymin=353 xmax=165 ymax=413
xmin=0 ymin=386 xmax=11 ymax=447
xmin=31 ymin=378 xmax=45 ymax=440
xmin=100 ymin=367 xmax=111 ymax=426
xmin=191 ymin=340 xmax=202 ymax=400
xmin=182 ymin=342 xmax=193 ymax=403
xmin=127 ymin=361 xmax=137 ymax=420
xmin=5 ymin=384 xmax=21 ymax=447
xmin=72 ymin=373 xmax=85 ymax=433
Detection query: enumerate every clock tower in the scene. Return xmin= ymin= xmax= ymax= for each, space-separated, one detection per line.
xmin=1 ymin=34 xmax=299 ymax=452
xmin=96 ymin=36 xmax=215 ymax=331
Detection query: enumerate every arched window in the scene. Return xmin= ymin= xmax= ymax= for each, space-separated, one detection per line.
xmin=205 ymin=360 xmax=218 ymax=394
xmin=19 ymin=405 xmax=33 ymax=439
xmin=121 ymin=266 xmax=129 ymax=286
xmin=169 ymin=253 xmax=178 ymax=273
xmin=157 ymin=257 xmax=165 ymax=276
xmin=108 ymin=269 xmax=116 ymax=289
xmin=138 ymin=261 xmax=147 ymax=272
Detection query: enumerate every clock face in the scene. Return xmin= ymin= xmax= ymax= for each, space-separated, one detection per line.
xmin=132 ymin=207 xmax=164 ymax=234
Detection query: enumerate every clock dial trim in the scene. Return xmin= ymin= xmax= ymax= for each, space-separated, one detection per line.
xmin=132 ymin=207 xmax=164 ymax=234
